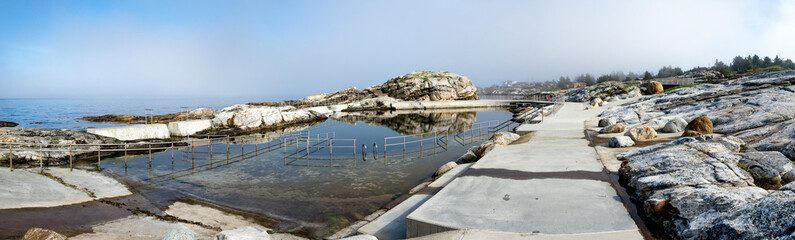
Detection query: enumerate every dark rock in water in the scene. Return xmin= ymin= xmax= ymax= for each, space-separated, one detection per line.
xmin=684 ymin=116 xmax=713 ymax=136
xmin=0 ymin=121 xmax=18 ymax=127
xmin=23 ymin=227 xmax=67 ymax=240
xmin=80 ymin=114 xmax=143 ymax=123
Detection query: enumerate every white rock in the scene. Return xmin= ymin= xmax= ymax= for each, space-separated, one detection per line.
xmin=215 ymin=226 xmax=270 ymax=240
xmin=167 ymin=120 xmax=212 ymax=137
xmin=162 ymin=228 xmax=195 ymax=240
xmin=434 ymin=162 xmax=458 ymax=177
xmin=662 ymin=117 xmax=688 ymax=133
xmin=87 ymin=124 xmax=170 ymax=141
xmin=608 ymin=136 xmax=635 ymax=148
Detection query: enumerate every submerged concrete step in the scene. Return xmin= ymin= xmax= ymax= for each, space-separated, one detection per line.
xmin=357 ymin=163 xmax=472 ymax=240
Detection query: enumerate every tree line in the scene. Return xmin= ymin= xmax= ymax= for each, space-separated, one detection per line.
xmin=555 ymin=54 xmax=795 ymax=89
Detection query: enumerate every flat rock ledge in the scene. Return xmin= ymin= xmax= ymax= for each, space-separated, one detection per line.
xmin=617 ymin=136 xmax=795 ymax=239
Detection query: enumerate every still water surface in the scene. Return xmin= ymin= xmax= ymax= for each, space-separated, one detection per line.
xmin=98 ymin=109 xmax=511 ymax=237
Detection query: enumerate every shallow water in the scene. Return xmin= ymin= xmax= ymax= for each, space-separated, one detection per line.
xmin=97 ymin=109 xmax=511 ymax=238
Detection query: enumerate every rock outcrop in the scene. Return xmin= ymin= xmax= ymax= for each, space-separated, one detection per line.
xmin=560 ymin=81 xmax=642 ymax=102
xmin=600 ymin=71 xmax=795 ymax=160
xmin=211 ymin=104 xmax=327 ymax=132
xmin=0 ymin=121 xmax=18 ymax=127
xmin=618 ymin=135 xmax=795 ymax=238
xmin=0 ymin=128 xmax=122 ymax=164
xmin=367 ymin=71 xmax=479 ymax=101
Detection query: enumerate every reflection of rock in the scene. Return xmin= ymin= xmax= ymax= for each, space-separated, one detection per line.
xmin=330 ymin=110 xmax=477 ymax=135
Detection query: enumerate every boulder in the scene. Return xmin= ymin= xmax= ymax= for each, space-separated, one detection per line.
xmin=650 ymin=81 xmax=664 ymax=94
xmin=598 ymin=118 xmax=617 ymax=127
xmin=23 ymin=228 xmax=67 ymax=240
xmin=215 ymin=226 xmax=270 ymax=240
xmin=608 ymin=136 xmax=634 ymax=148
xmin=662 ymin=117 xmax=688 ymax=133
xmin=625 ymin=126 xmax=658 ymax=141
xmin=433 ymin=162 xmax=458 ymax=177
xmin=162 ymin=228 xmax=196 ymax=240
xmin=684 ymin=116 xmax=713 ymax=136
xmin=0 ymin=121 xmax=18 ymax=127
xmin=599 ymin=123 xmax=625 ymax=134
xmin=738 ymin=151 xmax=795 ymax=190
xmin=681 ymin=130 xmax=704 ymax=137
xmin=366 ymin=71 xmax=479 ymax=101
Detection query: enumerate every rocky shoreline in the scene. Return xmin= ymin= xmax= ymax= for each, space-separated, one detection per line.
xmin=590 ymin=71 xmax=795 ymax=239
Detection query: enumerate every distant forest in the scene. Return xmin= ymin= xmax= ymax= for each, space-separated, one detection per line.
xmin=554 ymin=54 xmax=795 ymax=89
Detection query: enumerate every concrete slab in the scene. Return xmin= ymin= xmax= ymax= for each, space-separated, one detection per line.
xmin=409 ymin=229 xmax=643 ymax=240
xmin=358 ymin=194 xmax=434 ymax=240
xmin=0 ymin=168 xmax=93 ymax=209
xmin=473 ymin=141 xmax=603 ymax=173
xmin=406 ymin=177 xmax=637 ymax=236
xmin=45 ymin=168 xmax=132 ymax=199
xmin=167 ymin=120 xmax=212 ymax=137
xmin=357 ymin=164 xmax=473 ymax=240
xmin=404 ymin=103 xmax=640 ymax=238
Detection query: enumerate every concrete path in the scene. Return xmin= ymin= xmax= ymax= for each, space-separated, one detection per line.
xmin=405 ymin=103 xmax=642 ymax=239
xmin=0 ymin=167 xmax=132 ymax=209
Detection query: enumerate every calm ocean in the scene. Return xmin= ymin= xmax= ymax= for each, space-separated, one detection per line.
xmin=0 ymin=97 xmax=301 ymax=129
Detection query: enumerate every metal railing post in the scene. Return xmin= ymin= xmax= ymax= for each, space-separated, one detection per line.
xmin=40 ymin=146 xmax=44 ymax=172
xmin=9 ymin=145 xmax=13 ymax=172
xmin=69 ymin=144 xmax=73 ymax=171
xmin=124 ymin=144 xmax=127 ymax=169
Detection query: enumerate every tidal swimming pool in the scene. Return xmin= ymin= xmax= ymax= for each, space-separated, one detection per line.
xmin=98 ymin=109 xmax=512 ymax=238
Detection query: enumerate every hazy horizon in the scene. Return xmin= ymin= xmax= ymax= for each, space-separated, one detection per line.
xmin=2 ymin=0 xmax=795 ymax=99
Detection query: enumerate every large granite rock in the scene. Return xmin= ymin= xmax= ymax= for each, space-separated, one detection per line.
xmin=662 ymin=117 xmax=688 ymax=133
xmin=608 ymin=136 xmax=634 ymax=148
xmin=625 ymin=126 xmax=658 ymax=141
xmin=599 ymin=123 xmax=625 ymax=134
xmin=650 ymin=81 xmax=664 ymax=94
xmin=211 ymin=105 xmax=326 ymax=131
xmin=618 ymin=136 xmax=795 ymax=239
xmin=367 ymin=71 xmax=479 ymax=101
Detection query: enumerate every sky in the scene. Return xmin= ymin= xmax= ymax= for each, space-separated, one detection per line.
xmin=1 ymin=0 xmax=794 ymax=100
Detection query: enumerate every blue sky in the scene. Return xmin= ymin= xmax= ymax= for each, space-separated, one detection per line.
xmin=1 ymin=0 xmax=794 ymax=99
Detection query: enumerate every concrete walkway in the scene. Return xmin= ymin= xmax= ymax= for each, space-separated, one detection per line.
xmin=404 ymin=103 xmax=642 ymax=239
